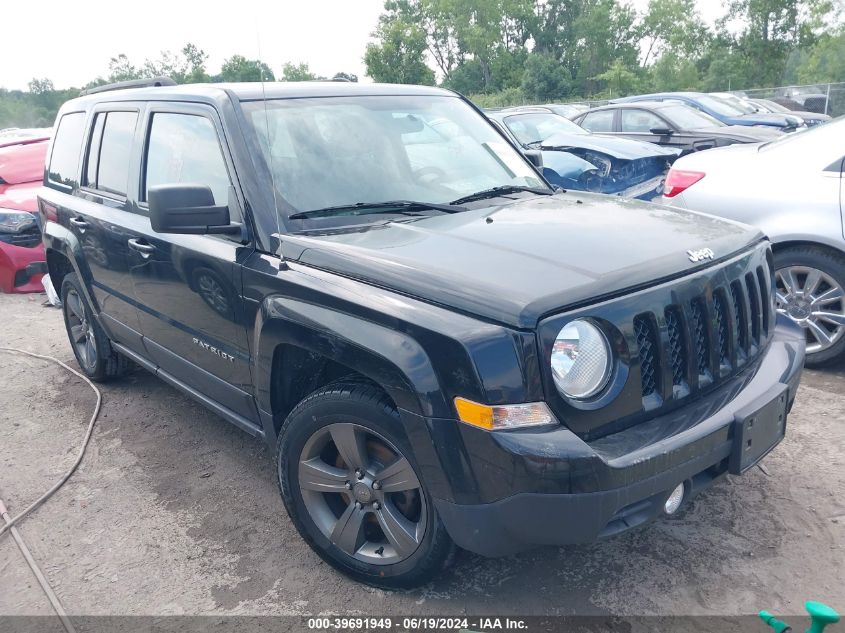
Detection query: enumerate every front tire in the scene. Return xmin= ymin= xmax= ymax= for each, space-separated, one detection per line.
xmin=277 ymin=380 xmax=455 ymax=588
xmin=61 ymin=273 xmax=129 ymax=382
xmin=774 ymin=246 xmax=845 ymax=367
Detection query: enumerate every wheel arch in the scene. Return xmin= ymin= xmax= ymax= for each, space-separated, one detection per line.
xmin=771 ymin=238 xmax=845 ymax=259
xmin=45 ymin=247 xmax=75 ymax=294
xmin=255 ymin=295 xmax=451 ymax=432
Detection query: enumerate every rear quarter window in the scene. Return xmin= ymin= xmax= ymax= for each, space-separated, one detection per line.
xmin=47 ymin=112 xmax=86 ymax=188
xmin=95 ymin=111 xmax=138 ymax=196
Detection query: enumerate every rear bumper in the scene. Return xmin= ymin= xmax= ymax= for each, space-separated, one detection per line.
xmin=434 ymin=317 xmax=804 ymax=556
xmin=0 ymin=242 xmax=46 ymax=293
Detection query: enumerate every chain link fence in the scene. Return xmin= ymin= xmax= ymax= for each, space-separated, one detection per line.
xmin=740 ymin=82 xmax=845 ymax=117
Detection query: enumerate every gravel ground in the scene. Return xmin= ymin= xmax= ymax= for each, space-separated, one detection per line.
xmin=0 ymin=291 xmax=843 ymax=623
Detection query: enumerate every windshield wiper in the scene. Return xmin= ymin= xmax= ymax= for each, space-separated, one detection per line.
xmin=288 ymin=200 xmax=466 ymax=220
xmin=449 ymin=185 xmax=553 ymax=205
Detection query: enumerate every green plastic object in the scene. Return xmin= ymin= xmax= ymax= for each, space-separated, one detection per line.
xmin=760 ymin=602 xmax=840 ymax=633
xmin=806 ymin=601 xmax=840 ymax=633
xmin=759 ymin=610 xmax=792 ymax=633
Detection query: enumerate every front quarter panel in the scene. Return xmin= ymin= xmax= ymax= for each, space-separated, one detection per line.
xmin=244 ymin=253 xmax=544 ymax=420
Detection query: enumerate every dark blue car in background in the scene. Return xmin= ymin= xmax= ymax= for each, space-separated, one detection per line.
xmin=613 ymin=92 xmax=804 ymax=131
xmin=487 ymin=109 xmax=678 ymax=200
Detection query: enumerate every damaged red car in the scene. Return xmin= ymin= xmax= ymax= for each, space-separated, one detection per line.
xmin=0 ymin=134 xmax=49 ymax=293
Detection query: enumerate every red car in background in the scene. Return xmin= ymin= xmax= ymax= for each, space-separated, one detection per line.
xmin=0 ymin=132 xmax=49 ymax=293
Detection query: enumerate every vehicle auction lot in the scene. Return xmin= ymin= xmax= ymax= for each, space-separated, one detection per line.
xmin=1 ymin=291 xmax=844 ymax=619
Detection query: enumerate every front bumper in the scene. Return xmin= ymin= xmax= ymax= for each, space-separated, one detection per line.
xmin=0 ymin=241 xmax=46 ymax=293
xmin=434 ymin=317 xmax=804 ymax=556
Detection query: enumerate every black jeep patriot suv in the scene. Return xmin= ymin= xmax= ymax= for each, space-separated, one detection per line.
xmin=40 ymin=80 xmax=805 ymax=588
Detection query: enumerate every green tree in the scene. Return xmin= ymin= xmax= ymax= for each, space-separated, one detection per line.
xmin=648 ymin=52 xmax=701 ymax=91
xmin=521 ymin=53 xmax=571 ymax=101
xmin=364 ymin=18 xmax=435 ymax=84
xmin=219 ymin=55 xmax=275 ymax=82
xmin=572 ymin=0 xmax=641 ymax=96
xmin=719 ymin=0 xmax=834 ymax=86
xmin=107 ymin=54 xmax=143 ymax=82
xmin=27 ymin=78 xmax=54 ymax=94
xmin=281 ymin=62 xmax=318 ymax=81
xmin=639 ymin=0 xmax=710 ymax=66
xmin=591 ymin=57 xmax=640 ymax=97
xmin=332 ymin=71 xmax=359 ymax=82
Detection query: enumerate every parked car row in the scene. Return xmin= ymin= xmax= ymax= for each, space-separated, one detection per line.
xmin=488 ymin=90 xmax=845 ymax=367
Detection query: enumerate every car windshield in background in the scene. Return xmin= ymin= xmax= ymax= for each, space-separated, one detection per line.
xmin=242 ymin=96 xmax=546 ymax=227
xmin=713 ymin=95 xmax=757 ymax=114
xmin=503 ymin=112 xmax=588 ymax=146
xmin=661 ymin=105 xmax=723 ymax=130
xmin=697 ymin=95 xmax=746 ymax=116
xmin=758 ymin=99 xmax=788 ymax=113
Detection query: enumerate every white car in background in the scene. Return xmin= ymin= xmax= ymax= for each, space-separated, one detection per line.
xmin=663 ymin=117 xmax=845 ymax=365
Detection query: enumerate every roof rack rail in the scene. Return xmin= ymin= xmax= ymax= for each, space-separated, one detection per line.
xmin=80 ymin=76 xmax=177 ymax=97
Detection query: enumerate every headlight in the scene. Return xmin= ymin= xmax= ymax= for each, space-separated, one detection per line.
xmin=551 ymin=319 xmax=611 ymax=399
xmin=0 ymin=209 xmax=37 ymax=234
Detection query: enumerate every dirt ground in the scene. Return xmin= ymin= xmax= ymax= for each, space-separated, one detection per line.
xmin=1 ymin=291 xmax=843 ymax=623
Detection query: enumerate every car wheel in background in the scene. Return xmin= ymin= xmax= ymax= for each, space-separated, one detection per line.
xmin=277 ymin=380 xmax=455 ymax=588
xmin=774 ymin=246 xmax=845 ymax=367
xmin=60 ymin=272 xmax=129 ymax=381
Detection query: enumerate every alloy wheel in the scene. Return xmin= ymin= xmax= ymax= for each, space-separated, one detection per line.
xmin=65 ymin=288 xmax=97 ymax=370
xmin=297 ymin=423 xmax=426 ymax=566
xmin=775 ymin=265 xmax=845 ymax=354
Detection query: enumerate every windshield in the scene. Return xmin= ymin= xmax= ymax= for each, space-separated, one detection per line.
xmin=661 ymin=104 xmax=723 ymax=130
xmin=714 ymin=94 xmax=757 ymax=114
xmin=758 ymin=99 xmax=787 ymax=113
xmin=242 ymin=95 xmax=546 ymax=228
xmin=503 ymin=112 xmax=588 ymax=146
xmin=696 ymin=95 xmax=746 ymax=117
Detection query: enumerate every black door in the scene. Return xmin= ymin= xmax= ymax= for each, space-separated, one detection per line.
xmin=66 ymin=106 xmax=149 ymax=355
xmin=127 ymin=104 xmax=256 ymax=420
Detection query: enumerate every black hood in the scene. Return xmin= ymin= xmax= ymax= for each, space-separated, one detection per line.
xmin=282 ymin=193 xmax=762 ymax=329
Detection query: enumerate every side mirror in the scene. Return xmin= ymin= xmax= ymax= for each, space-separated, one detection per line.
xmin=148 ymin=184 xmax=241 ymax=235
xmin=523 ymin=149 xmax=544 ymax=169
xmin=649 ymin=127 xmax=674 ymax=136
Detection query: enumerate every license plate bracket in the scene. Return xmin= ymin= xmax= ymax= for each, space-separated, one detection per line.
xmin=729 ymin=384 xmax=788 ymax=475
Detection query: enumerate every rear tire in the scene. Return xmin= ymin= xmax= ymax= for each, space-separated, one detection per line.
xmin=60 ymin=273 xmax=129 ymax=382
xmin=277 ymin=380 xmax=455 ymax=588
xmin=774 ymin=245 xmax=845 ymax=367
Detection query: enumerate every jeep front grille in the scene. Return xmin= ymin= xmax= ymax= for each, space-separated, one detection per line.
xmin=539 ymin=243 xmax=775 ymax=440
xmin=664 ymin=307 xmax=686 ymax=388
xmin=634 ymin=263 xmax=771 ymax=409
xmin=634 ymin=315 xmax=658 ymax=397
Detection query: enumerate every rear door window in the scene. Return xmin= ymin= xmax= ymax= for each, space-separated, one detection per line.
xmin=47 ymin=112 xmax=86 ymax=188
xmin=579 ymin=110 xmax=615 ymax=133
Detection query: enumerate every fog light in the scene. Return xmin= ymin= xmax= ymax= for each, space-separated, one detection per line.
xmin=664 ymin=483 xmax=685 ymax=515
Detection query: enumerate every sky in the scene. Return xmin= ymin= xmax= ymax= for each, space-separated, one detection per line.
xmin=2 ymin=0 xmax=726 ymax=91
xmin=1 ymin=0 xmax=386 ymax=90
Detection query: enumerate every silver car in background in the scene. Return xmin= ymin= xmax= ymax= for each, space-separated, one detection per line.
xmin=663 ymin=117 xmax=845 ymax=365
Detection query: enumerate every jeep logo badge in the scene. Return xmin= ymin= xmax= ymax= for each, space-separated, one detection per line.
xmin=687 ymin=248 xmax=715 ymax=263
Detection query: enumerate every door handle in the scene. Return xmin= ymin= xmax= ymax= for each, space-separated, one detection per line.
xmin=69 ymin=217 xmax=89 ymax=229
xmin=127 ymin=238 xmax=155 ymax=255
